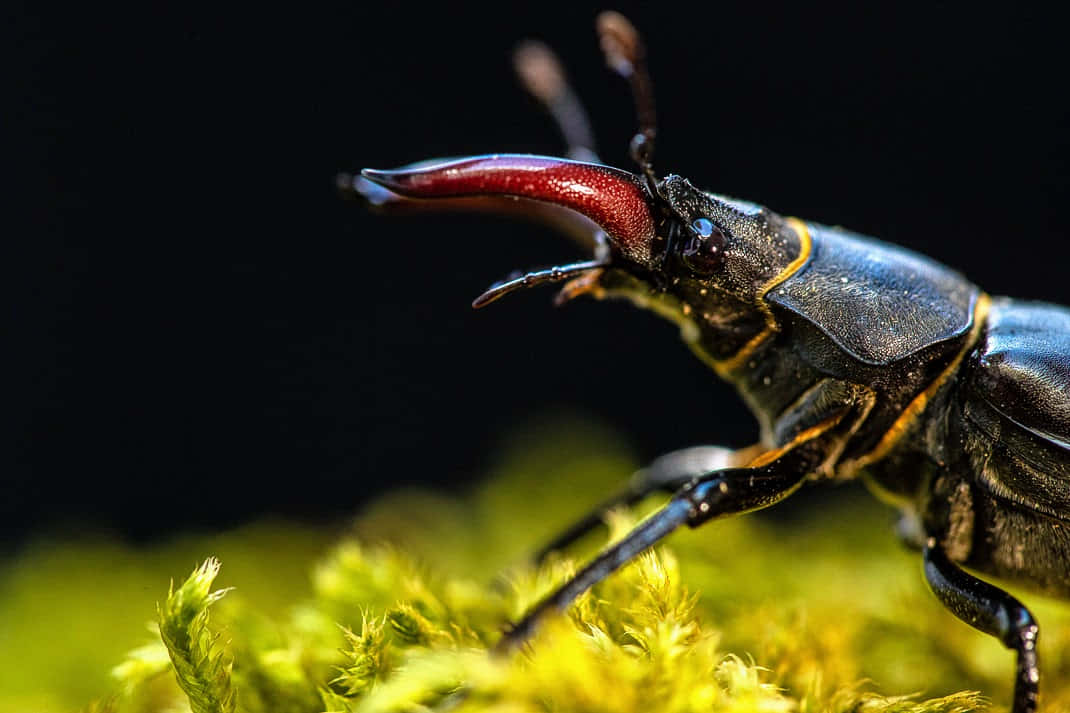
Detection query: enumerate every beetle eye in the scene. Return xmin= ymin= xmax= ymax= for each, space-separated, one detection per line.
xmin=681 ymin=217 xmax=726 ymax=274
xmin=691 ymin=217 xmax=715 ymax=237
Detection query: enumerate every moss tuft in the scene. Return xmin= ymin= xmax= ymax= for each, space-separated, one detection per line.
xmin=334 ymin=614 xmax=391 ymax=696
xmin=5 ymin=422 xmax=1068 ymax=713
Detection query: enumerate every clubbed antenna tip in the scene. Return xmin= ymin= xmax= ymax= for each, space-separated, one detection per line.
xmin=513 ymin=40 xmax=568 ymax=106
xmin=596 ymin=11 xmax=644 ymax=76
xmin=513 ymin=38 xmax=598 ymax=161
xmin=595 ymin=11 xmax=658 ymax=185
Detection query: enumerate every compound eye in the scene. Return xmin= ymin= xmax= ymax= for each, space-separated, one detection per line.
xmin=691 ymin=217 xmax=715 ymax=237
xmin=681 ymin=217 xmax=726 ymax=274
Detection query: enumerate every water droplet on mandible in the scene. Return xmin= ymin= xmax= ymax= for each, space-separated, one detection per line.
xmin=691 ymin=217 xmax=715 ymax=237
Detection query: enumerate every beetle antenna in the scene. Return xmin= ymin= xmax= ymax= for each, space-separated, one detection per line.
xmin=596 ymin=11 xmax=658 ymax=190
xmin=514 ymin=40 xmax=599 ymax=163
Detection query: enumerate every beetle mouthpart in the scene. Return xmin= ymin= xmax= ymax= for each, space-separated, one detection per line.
xmin=471 ymin=259 xmax=607 ymax=309
xmin=359 ymin=155 xmax=657 ymax=265
xmin=339 ymin=171 xmax=397 ymax=207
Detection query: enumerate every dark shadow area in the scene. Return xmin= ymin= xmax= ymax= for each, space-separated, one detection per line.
xmin=8 ymin=3 xmax=1069 ymax=544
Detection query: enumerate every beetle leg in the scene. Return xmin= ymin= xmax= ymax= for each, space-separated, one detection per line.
xmin=496 ymin=446 xmax=822 ymax=653
xmin=531 ymin=444 xmax=763 ymax=564
xmin=497 ymin=488 xmax=694 ymax=650
xmin=495 ymin=411 xmax=850 ymax=652
xmin=923 ymin=539 xmax=1039 ymax=713
xmin=493 ymin=405 xmax=851 ymax=653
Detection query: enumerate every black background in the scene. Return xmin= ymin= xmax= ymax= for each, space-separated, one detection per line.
xmin=9 ymin=3 xmax=1069 ymax=544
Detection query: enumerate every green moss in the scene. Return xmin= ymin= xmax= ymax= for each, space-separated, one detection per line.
xmin=3 ymin=420 xmax=1070 ymax=713
xmin=155 ymin=559 xmax=235 ymax=713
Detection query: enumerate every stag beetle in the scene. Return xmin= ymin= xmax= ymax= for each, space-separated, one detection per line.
xmin=345 ymin=13 xmax=1069 ymax=712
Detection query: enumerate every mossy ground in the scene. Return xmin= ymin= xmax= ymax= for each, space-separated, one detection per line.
xmin=3 ymin=421 xmax=1069 ymax=713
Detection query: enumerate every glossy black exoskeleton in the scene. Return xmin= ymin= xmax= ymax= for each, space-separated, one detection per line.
xmin=348 ymin=13 xmax=1069 ymax=712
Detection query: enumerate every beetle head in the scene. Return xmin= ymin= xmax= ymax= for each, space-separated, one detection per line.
xmin=356 ymin=155 xmax=806 ymax=361
xmin=352 ymin=11 xmax=816 ymax=364
xmin=650 ymin=175 xmax=802 ymax=303
xmin=575 ymin=172 xmax=807 ymax=362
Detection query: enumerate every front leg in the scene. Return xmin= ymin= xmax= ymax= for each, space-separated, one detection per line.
xmin=496 ymin=414 xmax=846 ymax=653
xmin=923 ymin=539 xmax=1039 ymax=713
xmin=531 ymin=444 xmax=763 ymax=564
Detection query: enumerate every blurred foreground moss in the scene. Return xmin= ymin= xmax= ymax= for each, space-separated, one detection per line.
xmin=4 ymin=421 xmax=1070 ymax=713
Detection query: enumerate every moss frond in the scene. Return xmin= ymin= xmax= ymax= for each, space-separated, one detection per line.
xmin=157 ymin=558 xmax=235 ymax=713
xmin=333 ymin=614 xmax=391 ymax=696
xmin=825 ymin=687 xmax=988 ymax=713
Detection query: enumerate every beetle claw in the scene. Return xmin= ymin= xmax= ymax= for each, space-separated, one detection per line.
xmin=359 ymin=155 xmax=657 ymax=265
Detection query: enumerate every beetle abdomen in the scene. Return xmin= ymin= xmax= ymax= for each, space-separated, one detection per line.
xmin=957 ymin=298 xmax=1070 ymax=520
xmin=918 ymin=298 xmax=1070 ymax=598
xmin=767 ymin=225 xmax=979 ymax=366
xmin=971 ymin=298 xmax=1070 ymax=449
xmin=927 ymin=468 xmax=1070 ymax=599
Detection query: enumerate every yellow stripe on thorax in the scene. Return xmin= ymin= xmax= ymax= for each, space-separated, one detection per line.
xmin=711 ymin=217 xmax=813 ymax=376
